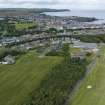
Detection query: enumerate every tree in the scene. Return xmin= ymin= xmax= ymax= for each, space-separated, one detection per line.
xmin=7 ymin=24 xmax=16 ymax=33
xmin=62 ymin=43 xmax=71 ymax=63
xmin=46 ymin=28 xmax=58 ymax=35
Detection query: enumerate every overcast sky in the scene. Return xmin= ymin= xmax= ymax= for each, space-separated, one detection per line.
xmin=0 ymin=0 xmax=105 ymax=10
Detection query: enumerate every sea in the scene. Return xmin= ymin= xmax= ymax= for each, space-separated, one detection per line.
xmin=44 ymin=10 xmax=105 ymax=24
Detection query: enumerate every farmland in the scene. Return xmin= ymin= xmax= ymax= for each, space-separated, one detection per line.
xmin=67 ymin=46 xmax=105 ymax=105
xmin=0 ymin=51 xmax=61 ymax=105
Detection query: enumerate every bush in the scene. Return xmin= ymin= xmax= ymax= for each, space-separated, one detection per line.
xmin=46 ymin=51 xmax=62 ymax=56
xmin=86 ymin=52 xmax=92 ymax=57
xmin=0 ymin=47 xmax=27 ymax=60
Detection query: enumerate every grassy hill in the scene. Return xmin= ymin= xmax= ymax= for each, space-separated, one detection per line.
xmin=0 ymin=51 xmax=61 ymax=105
xmin=67 ymin=45 xmax=105 ymax=105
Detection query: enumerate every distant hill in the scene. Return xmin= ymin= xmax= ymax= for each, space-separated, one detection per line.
xmin=0 ymin=8 xmax=70 ymax=17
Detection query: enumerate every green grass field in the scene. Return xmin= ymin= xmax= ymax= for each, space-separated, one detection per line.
xmin=15 ymin=22 xmax=36 ymax=30
xmin=0 ymin=51 xmax=61 ymax=105
xmin=71 ymin=48 xmax=81 ymax=54
xmin=68 ymin=46 xmax=105 ymax=105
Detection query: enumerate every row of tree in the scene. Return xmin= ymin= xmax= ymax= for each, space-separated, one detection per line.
xmin=0 ymin=47 xmax=26 ymax=60
xmin=73 ymin=35 xmax=105 ymax=43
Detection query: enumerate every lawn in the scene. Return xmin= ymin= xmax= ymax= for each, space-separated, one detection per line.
xmin=0 ymin=51 xmax=61 ymax=105
xmin=67 ymin=46 xmax=105 ymax=105
xmin=71 ymin=48 xmax=81 ymax=55
xmin=15 ymin=22 xmax=36 ymax=30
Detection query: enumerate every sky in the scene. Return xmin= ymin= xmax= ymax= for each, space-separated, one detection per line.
xmin=0 ymin=0 xmax=105 ymax=10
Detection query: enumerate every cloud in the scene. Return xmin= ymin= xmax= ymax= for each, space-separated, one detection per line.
xmin=0 ymin=0 xmax=105 ymax=9
xmin=0 ymin=0 xmax=58 ymax=4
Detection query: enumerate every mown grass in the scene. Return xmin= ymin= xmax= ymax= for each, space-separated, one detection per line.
xmin=67 ymin=45 xmax=105 ymax=105
xmin=0 ymin=51 xmax=61 ymax=105
xmin=71 ymin=48 xmax=81 ymax=54
xmin=15 ymin=22 xmax=36 ymax=30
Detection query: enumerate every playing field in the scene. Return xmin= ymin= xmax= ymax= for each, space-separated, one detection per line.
xmin=68 ymin=46 xmax=105 ymax=105
xmin=0 ymin=51 xmax=61 ymax=105
xmin=15 ymin=22 xmax=36 ymax=30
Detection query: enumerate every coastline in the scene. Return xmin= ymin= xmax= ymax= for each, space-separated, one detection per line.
xmin=43 ymin=10 xmax=105 ymax=24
